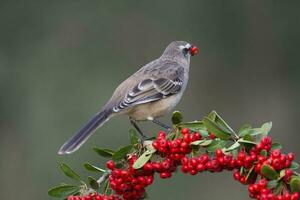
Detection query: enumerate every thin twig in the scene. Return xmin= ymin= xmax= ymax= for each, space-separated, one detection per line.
xmin=97 ymin=170 xmax=110 ymax=187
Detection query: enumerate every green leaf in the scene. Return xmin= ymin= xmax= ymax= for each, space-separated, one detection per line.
xmin=260 ymin=150 xmax=268 ymax=157
xmin=190 ymin=140 xmax=204 ymax=146
xmin=271 ymin=143 xmax=282 ymax=151
xmin=248 ymin=128 xmax=264 ymax=136
xmin=267 ymin=180 xmax=278 ymax=189
xmin=231 ymin=149 xmax=239 ymax=158
xmin=179 ymin=121 xmax=206 ymax=132
xmin=48 ymin=185 xmax=80 ymax=198
xmin=238 ymin=124 xmax=252 ymax=137
xmin=88 ymin=176 xmax=99 ymax=190
xmin=290 ymin=176 xmax=300 ymax=193
xmin=261 ymin=122 xmax=272 ymax=135
xmin=290 ymin=162 xmax=299 ymax=170
xmin=190 ymin=139 xmax=213 ymax=146
xmin=93 ymin=147 xmax=114 ymax=158
xmin=103 ymin=178 xmax=110 ymax=195
xmin=225 ymin=141 xmax=240 ymax=152
xmin=279 ymin=169 xmax=286 ymax=179
xmin=199 ymin=129 xmax=209 ymax=137
xmin=274 ymin=182 xmax=284 ymax=195
xmin=238 ymin=138 xmax=257 ymax=145
xmin=59 ymin=163 xmax=81 ymax=181
xmin=243 ymin=133 xmax=253 ymax=141
xmin=207 ymin=140 xmax=227 ymax=152
xmin=239 ymin=124 xmax=252 ymax=132
xmin=200 ymin=140 xmax=213 ymax=146
xmin=83 ymin=163 xmax=105 ymax=173
xmin=172 ymin=111 xmax=183 ymax=125
xmin=133 ymin=148 xmax=156 ymax=169
xmin=247 ymin=122 xmax=272 ymax=142
xmin=129 ymin=129 xmax=139 ymax=145
xmin=212 ymin=111 xmax=236 ymax=135
xmin=203 ymin=117 xmax=232 ymax=140
xmin=112 ymin=145 xmax=133 ymax=161
xmin=261 ymin=164 xmax=279 ymax=180
xmin=207 ymin=111 xmax=217 ymax=121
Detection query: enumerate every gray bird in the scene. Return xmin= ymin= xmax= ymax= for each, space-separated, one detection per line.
xmin=58 ymin=41 xmax=198 ymax=155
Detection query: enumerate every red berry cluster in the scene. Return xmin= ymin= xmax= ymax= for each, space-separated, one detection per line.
xmin=152 ymin=129 xmax=201 ymax=160
xmin=66 ymin=128 xmax=299 ymax=200
xmin=67 ymin=193 xmax=121 ymax=200
xmin=181 ymin=149 xmax=237 ymax=175
xmin=105 ymin=129 xmax=202 ymax=200
xmin=107 ymin=158 xmax=154 ymax=200
xmin=248 ymin=179 xmax=299 ymax=200
xmin=254 ymin=137 xmax=294 ymax=174
xmin=231 ymin=136 xmax=298 ymax=199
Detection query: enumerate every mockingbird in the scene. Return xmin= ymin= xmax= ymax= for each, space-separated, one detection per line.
xmin=58 ymin=41 xmax=198 ymax=155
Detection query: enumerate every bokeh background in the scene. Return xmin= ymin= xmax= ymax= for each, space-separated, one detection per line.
xmin=1 ymin=1 xmax=300 ymax=199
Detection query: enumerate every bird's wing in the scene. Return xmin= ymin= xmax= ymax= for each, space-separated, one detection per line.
xmin=112 ymin=65 xmax=185 ymax=113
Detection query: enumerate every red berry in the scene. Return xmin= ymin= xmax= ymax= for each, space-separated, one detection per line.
xmin=106 ymin=160 xmax=115 ymax=170
xmin=162 ymin=160 xmax=171 ymax=170
xmin=233 ymin=171 xmax=241 ymax=181
xmin=157 ymin=131 xmax=166 ymax=138
xmin=189 ymin=169 xmax=198 ymax=175
xmin=196 ymin=164 xmax=205 ymax=172
xmin=284 ymin=169 xmax=293 ymax=182
xmin=280 ymin=155 xmax=287 ymax=163
xmin=260 ymin=188 xmax=270 ymax=195
xmin=248 ymin=185 xmax=255 ymax=194
xmin=181 ymin=128 xmax=189 ymax=135
xmin=240 ymin=177 xmax=246 ymax=184
xmin=143 ymin=162 xmax=153 ymax=172
xmin=283 ymin=193 xmax=291 ymax=200
xmin=94 ymin=196 xmax=101 ymax=200
xmin=152 ymin=141 xmax=159 ymax=149
xmin=183 ymin=134 xmax=191 ymax=143
xmin=160 ymin=172 xmax=171 ymax=179
xmin=190 ymin=158 xmax=198 ymax=167
xmin=291 ymin=192 xmax=299 ymax=200
xmin=258 ymin=179 xmax=267 ymax=188
xmin=287 ymin=153 xmax=295 ymax=161
xmin=190 ymin=46 xmax=199 ymax=56
xmin=180 ymin=142 xmax=188 ymax=148
xmin=209 ymin=133 xmax=216 ymax=139
xmin=237 ymin=152 xmax=246 ymax=161
xmin=181 ymin=165 xmax=189 ymax=173
xmin=215 ymin=149 xmax=224 ymax=158
xmin=193 ymin=132 xmax=202 ymax=140
xmin=271 ymin=149 xmax=281 ymax=158
xmin=152 ymin=163 xmax=162 ymax=172
xmin=145 ymin=175 xmax=154 ymax=185
xmin=277 ymin=195 xmax=284 ymax=200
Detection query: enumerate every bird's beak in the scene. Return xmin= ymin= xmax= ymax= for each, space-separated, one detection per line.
xmin=189 ymin=45 xmax=199 ymax=56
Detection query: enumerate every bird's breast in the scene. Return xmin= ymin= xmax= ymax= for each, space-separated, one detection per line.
xmin=128 ymin=92 xmax=184 ymax=121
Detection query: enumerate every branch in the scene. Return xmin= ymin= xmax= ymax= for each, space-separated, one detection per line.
xmin=48 ymin=111 xmax=300 ymax=200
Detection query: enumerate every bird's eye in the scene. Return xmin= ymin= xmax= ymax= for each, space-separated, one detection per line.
xmin=182 ymin=47 xmax=189 ymax=54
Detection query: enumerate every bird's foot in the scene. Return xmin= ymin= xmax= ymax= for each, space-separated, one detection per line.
xmin=152 ymin=119 xmax=174 ymax=133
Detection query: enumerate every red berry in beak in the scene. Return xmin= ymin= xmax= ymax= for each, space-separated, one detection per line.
xmin=190 ymin=45 xmax=198 ymax=56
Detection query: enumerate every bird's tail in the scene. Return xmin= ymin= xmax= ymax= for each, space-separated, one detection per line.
xmin=58 ymin=109 xmax=112 ymax=155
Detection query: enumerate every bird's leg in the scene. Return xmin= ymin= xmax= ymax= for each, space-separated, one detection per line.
xmin=152 ymin=119 xmax=172 ymax=131
xmin=129 ymin=118 xmax=147 ymax=140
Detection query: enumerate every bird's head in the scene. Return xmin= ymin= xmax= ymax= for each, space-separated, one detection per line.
xmin=162 ymin=41 xmax=198 ymax=63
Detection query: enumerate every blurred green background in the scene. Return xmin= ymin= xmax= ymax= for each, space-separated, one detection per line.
xmin=1 ymin=0 xmax=300 ymax=199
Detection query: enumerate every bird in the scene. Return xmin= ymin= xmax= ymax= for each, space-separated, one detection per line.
xmin=58 ymin=41 xmax=198 ymax=155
